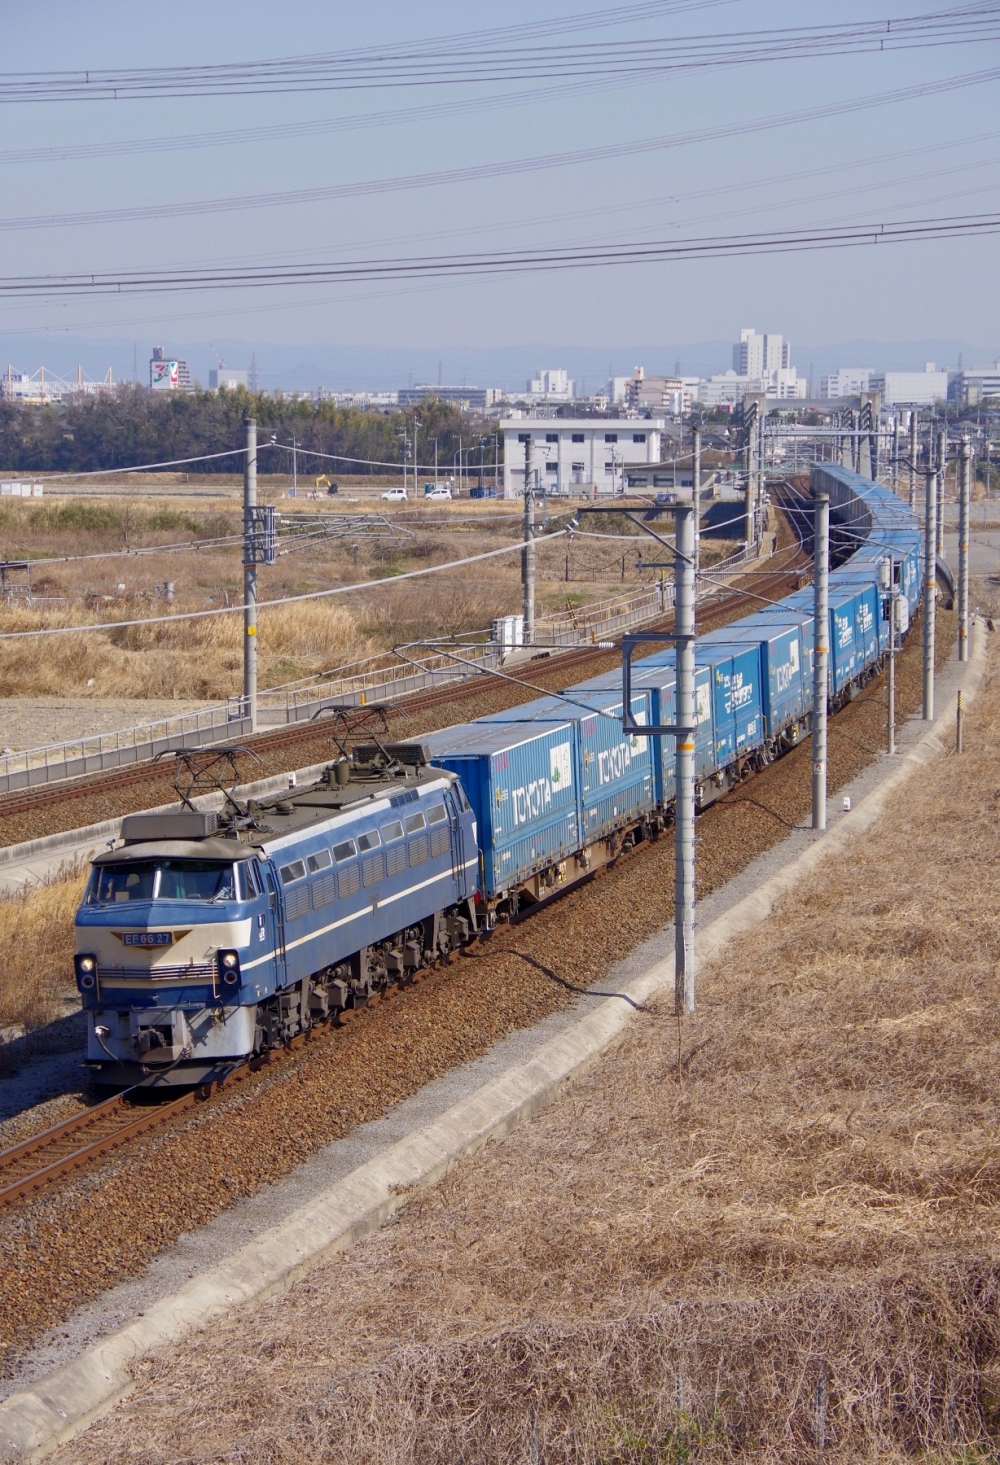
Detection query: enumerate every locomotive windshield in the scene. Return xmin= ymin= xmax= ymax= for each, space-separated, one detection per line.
xmin=87 ymin=859 xmax=237 ymax=905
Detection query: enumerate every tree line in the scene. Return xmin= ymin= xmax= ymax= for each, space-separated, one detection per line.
xmin=0 ymin=388 xmax=498 ymax=476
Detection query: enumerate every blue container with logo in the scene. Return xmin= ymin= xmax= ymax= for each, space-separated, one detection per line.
xmin=474 ymin=687 xmax=656 ymax=842
xmin=426 ymin=719 xmax=581 ymax=898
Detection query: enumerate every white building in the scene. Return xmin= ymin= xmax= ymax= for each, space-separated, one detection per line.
xmin=733 ymin=328 xmax=792 ymax=378
xmin=870 ymin=363 xmax=948 ymax=406
xmin=950 ymin=361 xmax=1000 ymax=407
xmin=501 ymin=417 xmax=663 ymax=499
xmin=819 ymin=368 xmax=873 ymax=399
xmin=209 ymin=368 xmax=248 ymax=391
xmin=623 ymin=366 xmax=692 ymax=415
xmin=525 ymin=368 xmax=575 ymax=402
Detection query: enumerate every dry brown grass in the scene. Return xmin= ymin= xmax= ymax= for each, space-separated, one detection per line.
xmin=52 ymin=637 xmax=1000 ymax=1464
xmin=0 ymin=869 xmax=84 ymax=1057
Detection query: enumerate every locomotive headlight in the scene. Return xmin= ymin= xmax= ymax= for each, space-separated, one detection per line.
xmin=74 ymin=954 xmax=98 ymax=992
xmin=219 ymin=950 xmax=241 ymax=985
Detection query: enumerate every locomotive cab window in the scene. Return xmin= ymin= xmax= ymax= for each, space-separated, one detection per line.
xmin=88 ymin=860 xmax=236 ymax=904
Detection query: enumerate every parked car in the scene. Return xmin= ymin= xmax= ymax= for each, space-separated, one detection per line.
xmin=381 ymin=487 xmax=408 ymax=502
xmin=423 ymin=486 xmax=453 ymax=500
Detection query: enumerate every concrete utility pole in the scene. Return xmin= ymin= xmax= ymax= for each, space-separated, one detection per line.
xmin=243 ymin=416 xmax=258 ymax=732
xmin=522 ymin=438 xmax=536 ymax=645
xmin=909 ymin=412 xmax=918 ymax=511
xmin=674 ymin=502 xmax=696 ymax=1016
xmin=291 ymin=434 xmax=297 ymax=496
xmin=958 ymin=436 xmax=971 ymax=663
xmin=936 ymin=430 xmax=945 ymax=557
xmin=887 ymin=595 xmax=897 ymax=755
xmin=923 ymin=465 xmax=937 ymax=721
xmin=812 ymin=492 xmax=830 ymax=832
xmin=692 ymin=422 xmax=702 ymax=589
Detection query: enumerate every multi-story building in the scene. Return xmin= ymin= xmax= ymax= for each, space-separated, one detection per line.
xmin=209 ymin=368 xmax=248 ymax=391
xmin=869 ymin=364 xmax=948 ymax=406
xmin=623 ymin=366 xmax=692 ymax=415
xmin=949 ymin=361 xmax=1000 ymax=407
xmin=819 ymin=368 xmax=873 ymax=399
xmin=150 ymin=346 xmax=193 ymax=392
xmin=500 ymin=416 xmax=663 ymax=498
xmin=397 ymin=384 xmax=504 ymax=409
xmin=524 ymin=368 xmax=575 ymax=402
xmin=733 ymin=328 xmax=792 ymax=379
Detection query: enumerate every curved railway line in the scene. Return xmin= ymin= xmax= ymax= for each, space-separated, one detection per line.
xmin=0 ymin=602 xmax=952 ymax=1371
xmin=0 ymin=505 xmax=809 ymax=834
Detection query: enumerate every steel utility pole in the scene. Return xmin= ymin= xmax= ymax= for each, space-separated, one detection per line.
xmin=674 ymin=503 xmax=696 ymax=1016
xmin=909 ymin=412 xmax=918 ymax=511
xmin=923 ymin=464 xmax=938 ymax=720
xmin=812 ymin=492 xmax=830 ymax=832
xmin=958 ymin=436 xmax=971 ymax=663
xmin=243 ymin=416 xmax=258 ymax=732
xmin=522 ymin=438 xmax=535 ymax=645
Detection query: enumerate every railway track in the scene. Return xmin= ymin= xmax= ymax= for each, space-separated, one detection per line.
xmin=0 ymin=507 xmax=812 ymax=1211
xmin=0 ymin=518 xmax=808 ymax=828
xmin=0 ymin=954 xmax=454 ymax=1212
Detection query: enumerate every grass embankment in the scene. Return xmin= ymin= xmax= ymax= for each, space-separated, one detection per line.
xmin=0 ymin=871 xmax=84 ymax=1052
xmin=53 ymin=636 xmax=1000 ymax=1465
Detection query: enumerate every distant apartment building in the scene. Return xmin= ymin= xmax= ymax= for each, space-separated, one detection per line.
xmin=869 ymin=363 xmax=948 ymax=406
xmin=950 ymin=361 xmax=1000 ymax=407
xmin=500 ymin=416 xmax=663 ymax=498
xmin=819 ymin=368 xmax=873 ymax=399
xmin=733 ymin=327 xmax=792 ymax=378
xmin=397 ymin=384 xmax=504 ymax=409
xmin=523 ymin=368 xmax=575 ymax=403
xmin=622 ymin=366 xmax=692 ymax=415
xmin=150 ymin=346 xmax=193 ymax=392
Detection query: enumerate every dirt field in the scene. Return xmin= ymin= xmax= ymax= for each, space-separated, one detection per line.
xmin=46 ymin=636 xmax=1000 ymax=1462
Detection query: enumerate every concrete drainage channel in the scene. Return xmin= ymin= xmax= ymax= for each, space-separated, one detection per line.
xmin=0 ymin=625 xmax=987 ymax=1464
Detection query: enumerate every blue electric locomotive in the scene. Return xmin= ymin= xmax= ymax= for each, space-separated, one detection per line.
xmin=75 ymin=744 xmax=478 ymax=1087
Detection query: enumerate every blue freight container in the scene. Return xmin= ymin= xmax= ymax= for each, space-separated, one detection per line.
xmin=425 ymin=719 xmax=581 ymax=899
xmin=474 ymin=687 xmax=656 ymax=841
xmin=627 ymin=651 xmax=716 ymax=801
xmin=832 ymin=576 xmax=887 ymax=657
xmin=724 ymin=614 xmax=812 ymax=735
xmin=695 ymin=634 xmax=765 ymax=766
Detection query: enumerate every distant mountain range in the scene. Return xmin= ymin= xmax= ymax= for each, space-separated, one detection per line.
xmin=1 ymin=333 xmax=994 ymax=394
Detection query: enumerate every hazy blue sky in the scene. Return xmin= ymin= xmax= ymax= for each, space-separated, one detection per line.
xmin=2 ymin=0 xmax=998 ymax=377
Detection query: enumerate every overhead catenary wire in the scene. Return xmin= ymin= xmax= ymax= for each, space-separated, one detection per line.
xmin=0 ymin=530 xmax=568 ymax=640
xmin=0 ymin=5 xmax=993 ymax=101
xmin=2 ymin=66 xmax=995 ymax=239
xmin=5 ymin=206 xmax=999 ymax=301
